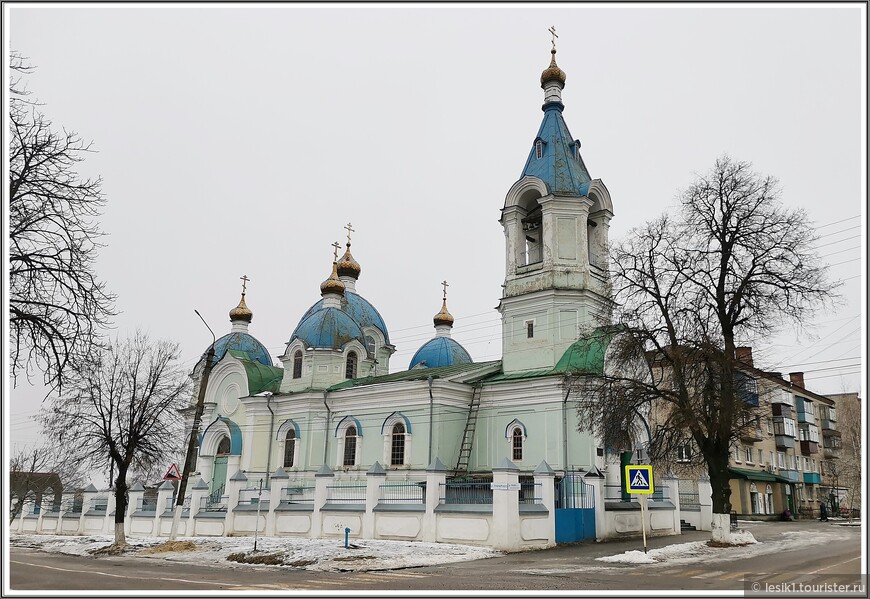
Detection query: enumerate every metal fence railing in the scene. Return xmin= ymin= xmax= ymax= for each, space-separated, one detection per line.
xmin=90 ymin=498 xmax=108 ymax=513
xmin=326 ymin=482 xmax=366 ymax=503
xmin=379 ymin=481 xmax=426 ymax=504
xmin=283 ymin=482 xmax=316 ymax=504
xmin=440 ymin=480 xmax=493 ymax=505
xmin=519 ymin=481 xmax=542 ymax=505
xmin=556 ymin=473 xmax=594 ymax=509
xmin=137 ymin=497 xmax=158 ymax=512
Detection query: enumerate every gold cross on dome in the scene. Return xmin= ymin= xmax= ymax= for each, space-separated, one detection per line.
xmin=331 ymin=241 xmax=341 ymax=261
xmin=548 ymin=26 xmax=558 ymax=50
xmin=344 ymin=222 xmax=355 ymax=244
xmin=240 ymin=274 xmax=250 ymax=294
xmin=441 ymin=280 xmax=449 ymax=301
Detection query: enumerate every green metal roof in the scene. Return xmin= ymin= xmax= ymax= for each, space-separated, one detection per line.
xmin=327 ymin=360 xmax=502 ymax=391
xmin=728 ymin=467 xmax=793 ymax=484
xmin=227 ymin=350 xmax=284 ymax=395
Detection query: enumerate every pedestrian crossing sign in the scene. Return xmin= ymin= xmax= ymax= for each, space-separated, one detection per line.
xmin=625 ymin=465 xmax=654 ymax=494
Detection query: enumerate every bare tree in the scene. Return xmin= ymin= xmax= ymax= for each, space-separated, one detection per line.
xmin=9 ymin=52 xmax=116 ymax=393
xmin=9 ymin=443 xmax=86 ymax=524
xmin=833 ymin=393 xmax=861 ymax=522
xmin=575 ymin=156 xmax=838 ymax=515
xmin=38 ymin=332 xmax=191 ymax=546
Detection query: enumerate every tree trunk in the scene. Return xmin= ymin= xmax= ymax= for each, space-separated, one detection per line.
xmin=707 ymin=452 xmax=733 ymax=514
xmin=113 ymin=468 xmax=128 ymax=546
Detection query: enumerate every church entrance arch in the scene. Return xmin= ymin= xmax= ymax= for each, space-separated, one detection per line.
xmin=210 ymin=435 xmax=231 ymax=501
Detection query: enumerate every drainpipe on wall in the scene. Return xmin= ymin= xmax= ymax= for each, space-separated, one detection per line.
xmin=563 ymin=376 xmax=572 ymax=473
xmin=427 ymin=376 xmax=434 ymax=465
xmin=265 ymin=393 xmax=275 ymax=486
xmin=322 ymin=391 xmax=331 ymax=466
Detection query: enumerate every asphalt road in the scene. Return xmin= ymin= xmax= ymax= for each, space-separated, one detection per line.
xmin=8 ymin=520 xmax=863 ymax=593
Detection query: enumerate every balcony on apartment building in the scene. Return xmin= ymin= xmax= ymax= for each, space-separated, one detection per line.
xmin=779 ymin=469 xmax=800 ymax=482
xmin=795 ymin=397 xmax=816 ymax=425
xmin=823 ymin=446 xmax=841 ymax=459
xmin=799 ymin=439 xmax=819 ymax=455
xmin=740 ymin=426 xmax=764 ymax=443
xmin=802 ymin=471 xmax=821 ymax=485
xmin=775 ymin=435 xmax=795 ymax=450
xmin=771 ymin=403 xmax=793 ymax=418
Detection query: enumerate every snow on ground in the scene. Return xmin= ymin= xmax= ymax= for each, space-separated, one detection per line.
xmin=596 ymin=525 xmax=851 ymax=568
xmin=9 ymin=533 xmax=502 ymax=572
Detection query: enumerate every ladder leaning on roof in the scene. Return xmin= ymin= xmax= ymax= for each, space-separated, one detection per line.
xmin=454 ymin=385 xmax=482 ymax=476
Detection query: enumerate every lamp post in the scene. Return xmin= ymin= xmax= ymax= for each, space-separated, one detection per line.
xmin=169 ymin=310 xmax=217 ymax=541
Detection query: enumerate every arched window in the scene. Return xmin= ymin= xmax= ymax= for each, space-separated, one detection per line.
xmin=535 ymin=139 xmax=543 ymax=159
xmin=292 ymin=350 xmax=303 ymax=379
xmin=343 ymin=426 xmax=357 ymax=466
xmin=512 ymin=427 xmax=524 ymax=461
xmin=345 ymin=351 xmax=358 ymax=379
xmin=391 ymin=423 xmax=406 ymax=465
xmin=365 ymin=335 xmax=376 ymax=356
xmin=217 ymin=436 xmax=231 ymax=456
xmin=284 ymin=429 xmax=296 ymax=468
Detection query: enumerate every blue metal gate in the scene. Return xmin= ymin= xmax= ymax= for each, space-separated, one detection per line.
xmin=555 ymin=472 xmax=596 ymax=543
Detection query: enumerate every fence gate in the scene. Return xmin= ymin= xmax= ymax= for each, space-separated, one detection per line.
xmin=554 ymin=471 xmax=596 ymax=543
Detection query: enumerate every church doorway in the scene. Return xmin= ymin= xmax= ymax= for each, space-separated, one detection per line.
xmin=211 ymin=435 xmax=231 ymax=500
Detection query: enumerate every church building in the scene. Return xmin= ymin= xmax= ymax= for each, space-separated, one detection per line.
xmin=174 ymin=41 xmax=663 ymax=548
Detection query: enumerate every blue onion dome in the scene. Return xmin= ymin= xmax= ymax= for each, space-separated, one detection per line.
xmin=320 ymin=261 xmax=346 ymax=296
xmin=200 ymin=292 xmax=271 ymax=367
xmin=289 ymin=307 xmax=366 ymax=350
xmin=206 ymin=332 xmax=273 ymax=367
xmin=540 ymin=47 xmax=566 ymax=86
xmin=433 ymin=299 xmax=454 ymax=327
xmin=409 ymin=337 xmax=472 ymax=369
xmin=297 ymin=291 xmax=390 ymax=345
xmin=337 ymin=242 xmax=361 ymax=279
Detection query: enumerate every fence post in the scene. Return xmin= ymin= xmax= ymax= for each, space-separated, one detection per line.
xmin=103 ymin=490 xmax=116 ymax=536
xmin=584 ymin=467 xmax=606 ymax=541
xmin=365 ymin=462 xmax=386 ymax=539
xmin=126 ymin=482 xmax=145 ymax=538
xmin=492 ymin=457 xmax=520 ymax=550
xmin=424 ymin=458 xmax=448 ymax=542
xmin=533 ymin=461 xmax=556 ymax=547
xmin=225 ymin=469 xmax=247 ymax=536
xmin=268 ymin=467 xmax=288 ymax=536
xmin=698 ymin=475 xmax=713 ymax=531
xmin=313 ymin=464 xmax=333 ymax=539
xmin=81 ymin=483 xmax=97 ymax=535
xmin=662 ymin=472 xmax=680 ymax=535
xmin=189 ymin=477 xmax=210 ymax=536
xmin=155 ymin=480 xmax=175 ymax=537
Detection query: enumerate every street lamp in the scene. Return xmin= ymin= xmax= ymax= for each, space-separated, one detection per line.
xmin=169 ymin=310 xmax=217 ymax=541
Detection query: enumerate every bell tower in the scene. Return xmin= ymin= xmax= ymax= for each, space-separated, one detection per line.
xmin=498 ymin=36 xmax=615 ymax=374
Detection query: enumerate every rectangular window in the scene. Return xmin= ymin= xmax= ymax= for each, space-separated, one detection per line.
xmin=758 ymin=449 xmax=764 ymax=464
xmin=677 ymin=444 xmax=691 ymax=462
xmin=733 ymin=447 xmax=741 ymax=463
xmin=777 ymin=452 xmax=785 ymax=468
xmin=767 ymin=418 xmax=773 ymax=434
xmin=343 ymin=435 xmax=357 ymax=467
xmin=526 ymin=321 xmax=534 ymax=339
xmin=804 ymin=457 xmax=810 ymax=470
xmin=769 ymin=451 xmax=775 ymax=465
xmin=744 ymin=447 xmax=753 ymax=463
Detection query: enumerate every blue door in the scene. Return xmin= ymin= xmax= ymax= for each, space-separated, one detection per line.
xmin=555 ymin=473 xmax=596 ymax=543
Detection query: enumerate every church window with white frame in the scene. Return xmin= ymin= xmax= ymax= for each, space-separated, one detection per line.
xmin=343 ymin=426 xmax=357 ymax=466
xmin=391 ymin=423 xmax=406 ymax=465
xmin=292 ymin=350 xmax=303 ymax=379
xmin=284 ymin=429 xmax=297 ymax=468
xmin=345 ymin=351 xmax=358 ymax=379
xmin=512 ymin=427 xmax=523 ymax=461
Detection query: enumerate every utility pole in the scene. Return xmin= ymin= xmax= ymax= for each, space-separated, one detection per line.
xmin=169 ymin=310 xmax=217 ymax=541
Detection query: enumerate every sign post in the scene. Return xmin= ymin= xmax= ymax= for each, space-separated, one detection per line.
xmin=625 ymin=465 xmax=654 ymax=554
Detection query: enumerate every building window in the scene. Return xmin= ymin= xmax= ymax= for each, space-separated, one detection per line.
xmin=343 ymin=426 xmax=357 ymax=466
xmin=535 ymin=139 xmax=543 ymax=159
xmin=676 ymin=444 xmax=691 ymax=462
xmin=767 ymin=418 xmax=773 ymax=434
xmin=345 ymin=351 xmax=358 ymax=379
xmin=777 ymin=452 xmax=785 ymax=469
xmin=733 ymin=447 xmax=741 ymax=463
xmin=284 ymin=430 xmax=296 ymax=468
xmin=292 ymin=351 xmax=303 ymax=379
xmin=526 ymin=321 xmax=534 ymax=339
xmin=512 ymin=427 xmax=524 ymax=461
xmin=757 ymin=449 xmax=763 ymax=464
xmin=744 ymin=447 xmax=753 ymax=463
xmin=217 ymin=436 xmax=231 ymax=456
xmin=391 ymin=423 xmax=405 ymax=465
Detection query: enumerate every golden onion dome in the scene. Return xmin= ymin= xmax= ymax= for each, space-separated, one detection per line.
xmin=320 ymin=261 xmax=346 ymax=296
xmin=337 ymin=243 xmax=362 ymax=279
xmin=433 ymin=299 xmax=454 ymax=327
xmin=229 ymin=293 xmax=253 ymax=323
xmin=540 ymin=48 xmax=566 ymax=86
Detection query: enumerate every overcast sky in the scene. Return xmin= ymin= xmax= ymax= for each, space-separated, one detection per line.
xmin=5 ymin=3 xmax=866 ymax=452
